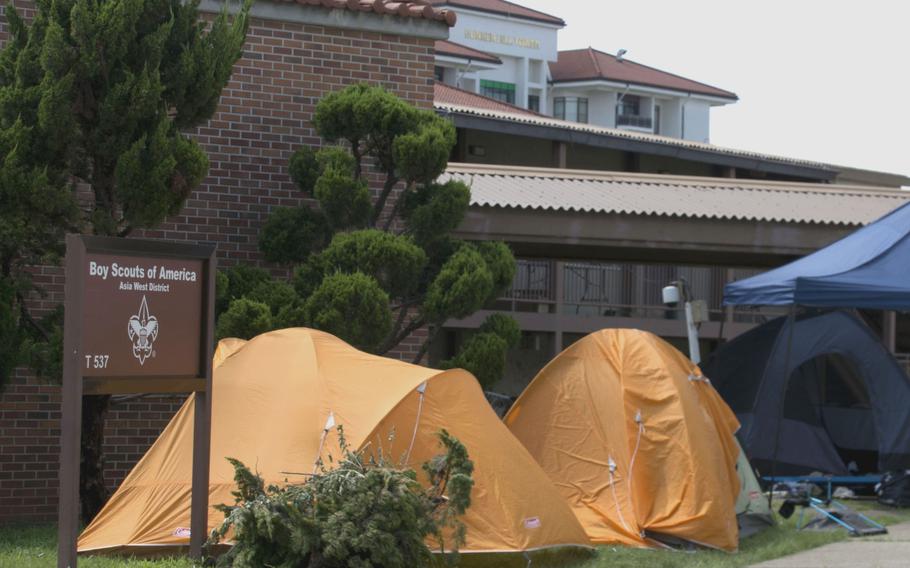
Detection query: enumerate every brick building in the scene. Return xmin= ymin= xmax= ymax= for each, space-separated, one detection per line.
xmin=0 ymin=0 xmax=454 ymax=523
xmin=3 ymin=0 xmax=910 ymax=525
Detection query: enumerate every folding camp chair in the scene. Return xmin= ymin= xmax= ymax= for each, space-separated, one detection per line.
xmin=778 ymin=483 xmax=887 ymax=537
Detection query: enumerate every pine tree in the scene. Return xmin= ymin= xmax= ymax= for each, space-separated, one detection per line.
xmin=210 ymin=429 xmax=475 ymax=568
xmin=219 ymin=84 xmax=520 ymax=388
xmin=0 ymin=0 xmax=252 ymax=520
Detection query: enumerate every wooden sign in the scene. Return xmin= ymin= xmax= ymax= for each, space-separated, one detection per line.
xmin=58 ymin=235 xmax=216 ymax=568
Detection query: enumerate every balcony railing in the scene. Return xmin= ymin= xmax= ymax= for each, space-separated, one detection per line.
xmin=495 ymin=259 xmax=782 ymax=324
xmin=616 ymin=114 xmax=653 ymax=129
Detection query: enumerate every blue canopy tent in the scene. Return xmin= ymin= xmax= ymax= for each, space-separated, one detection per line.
xmin=724 ymin=201 xmax=910 ymax=309
xmin=720 ymin=201 xmax=910 ymax=491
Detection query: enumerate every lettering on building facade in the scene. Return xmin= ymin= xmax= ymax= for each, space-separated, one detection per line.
xmin=464 ymin=29 xmax=540 ymax=49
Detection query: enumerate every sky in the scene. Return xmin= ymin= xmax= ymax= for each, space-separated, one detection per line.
xmin=517 ymin=0 xmax=910 ymax=177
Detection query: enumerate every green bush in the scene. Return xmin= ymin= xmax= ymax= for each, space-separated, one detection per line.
xmin=0 ymin=279 xmax=20 ymax=385
xmin=258 ymin=206 xmax=331 ymax=266
xmin=444 ymin=333 xmax=508 ymax=390
xmin=443 ymin=314 xmax=521 ymax=390
xmin=209 ymin=429 xmax=474 ymax=568
xmin=304 ymin=272 xmax=392 ymax=351
xmin=401 ymin=181 xmax=470 ymax=246
xmin=478 ymin=313 xmax=521 ymax=349
xmin=217 ymin=264 xmax=271 ymax=316
xmin=320 ymin=230 xmax=427 ymax=299
xmin=288 ymin=146 xmax=320 ymax=195
xmin=424 ymin=246 xmax=494 ymax=322
xmin=246 ymin=279 xmax=298 ymax=317
xmin=215 ymin=298 xmax=273 ymax=340
xmin=314 ymin=166 xmax=372 ymax=230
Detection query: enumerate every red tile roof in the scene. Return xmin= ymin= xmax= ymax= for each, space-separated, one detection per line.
xmin=434 ymin=40 xmax=502 ymax=64
xmin=427 ymin=0 xmax=564 ymax=26
xmin=550 ymin=48 xmax=737 ymax=100
xmin=434 ymin=81 xmax=538 ymax=116
xmin=293 ymin=0 xmax=457 ymax=26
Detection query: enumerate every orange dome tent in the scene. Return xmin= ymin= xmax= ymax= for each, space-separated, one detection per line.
xmin=78 ymin=328 xmax=591 ymax=557
xmin=504 ymin=329 xmax=742 ymax=551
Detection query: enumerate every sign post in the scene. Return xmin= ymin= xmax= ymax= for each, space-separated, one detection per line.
xmin=57 ymin=235 xmax=216 ymax=568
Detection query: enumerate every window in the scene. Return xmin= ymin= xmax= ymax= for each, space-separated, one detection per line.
xmin=528 ymin=94 xmax=540 ymax=112
xmin=616 ymin=94 xmax=652 ymax=129
xmin=553 ymin=97 xmax=589 ymax=123
xmin=480 ymin=80 xmax=516 ymax=104
xmin=617 ymin=94 xmax=641 ymax=116
xmin=434 ymin=66 xmax=445 ymax=82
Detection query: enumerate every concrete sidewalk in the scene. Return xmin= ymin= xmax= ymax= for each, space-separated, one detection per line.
xmin=751 ymin=521 xmax=910 ymax=568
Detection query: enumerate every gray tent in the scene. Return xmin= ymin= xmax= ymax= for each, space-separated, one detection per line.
xmin=704 ymin=310 xmax=910 ymax=475
xmin=735 ymin=439 xmax=774 ymax=537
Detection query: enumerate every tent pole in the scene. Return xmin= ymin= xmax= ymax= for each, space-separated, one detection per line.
xmin=768 ymin=304 xmax=798 ymax=509
xmin=884 ymin=311 xmax=897 ymax=354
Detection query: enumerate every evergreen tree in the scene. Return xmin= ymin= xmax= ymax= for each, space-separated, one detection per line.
xmin=0 ymin=0 xmax=252 ymax=520
xmin=210 ymin=429 xmax=474 ymax=568
xmin=219 ymin=84 xmax=519 ymax=385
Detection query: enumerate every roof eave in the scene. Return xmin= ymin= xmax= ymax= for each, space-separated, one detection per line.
xmin=438 ymin=2 xmax=565 ymax=27
xmin=435 ymin=54 xmax=502 ymax=69
xmin=550 ymin=77 xmax=738 ymax=102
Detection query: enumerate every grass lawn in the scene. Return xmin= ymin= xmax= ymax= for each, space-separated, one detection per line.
xmin=579 ymin=499 xmax=910 ymax=568
xmin=4 ymin=500 xmax=910 ymax=568
xmin=0 ymin=525 xmax=196 ymax=568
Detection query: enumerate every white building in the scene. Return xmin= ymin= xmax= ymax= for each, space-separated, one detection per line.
xmin=430 ymin=0 xmax=564 ymax=114
xmin=548 ymin=48 xmax=737 ymax=142
xmin=429 ymin=0 xmax=737 ymax=142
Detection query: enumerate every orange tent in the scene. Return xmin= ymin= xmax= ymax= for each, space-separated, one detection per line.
xmin=504 ymin=329 xmax=742 ymax=551
xmin=78 ymin=328 xmax=591 ymax=556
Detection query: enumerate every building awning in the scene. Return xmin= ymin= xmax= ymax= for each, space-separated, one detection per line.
xmin=434 ymin=103 xmax=849 ymax=181
xmin=441 ymin=163 xmax=910 ymax=226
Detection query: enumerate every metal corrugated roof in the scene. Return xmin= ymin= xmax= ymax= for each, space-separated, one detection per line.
xmin=441 ymin=164 xmax=910 ymax=226
xmin=434 ymin=102 xmax=835 ymax=171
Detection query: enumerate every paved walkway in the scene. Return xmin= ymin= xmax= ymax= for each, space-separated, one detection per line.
xmin=751 ymin=521 xmax=910 ymax=568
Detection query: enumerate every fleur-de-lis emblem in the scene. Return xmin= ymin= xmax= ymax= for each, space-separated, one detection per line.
xmin=128 ymin=296 xmax=159 ymax=365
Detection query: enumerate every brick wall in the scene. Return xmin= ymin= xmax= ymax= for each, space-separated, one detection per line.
xmin=137 ymin=15 xmax=435 ymax=261
xmin=0 ymin=3 xmax=438 ymax=522
xmin=0 ymin=374 xmax=61 ymax=521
